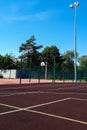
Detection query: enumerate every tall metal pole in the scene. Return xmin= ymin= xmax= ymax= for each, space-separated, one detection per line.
xmin=69 ymin=2 xmax=80 ymax=82
xmin=74 ymin=5 xmax=77 ymax=82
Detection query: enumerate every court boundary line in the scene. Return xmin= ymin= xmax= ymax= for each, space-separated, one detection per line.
xmin=71 ymin=97 xmax=87 ymax=102
xmin=1 ymin=97 xmax=87 ymax=115
xmin=27 ymin=109 xmax=87 ymax=125
xmin=46 ymin=85 xmax=87 ymax=91
xmin=0 ymin=98 xmax=87 ymax=125
xmin=0 ymin=91 xmax=42 ymax=97
xmin=40 ymin=91 xmax=87 ymax=95
xmin=0 ymin=84 xmax=86 ymax=90
xmin=1 ymin=90 xmax=87 ymax=97
xmin=0 ymin=97 xmax=71 ymax=115
xmin=0 ymin=84 xmax=87 ymax=97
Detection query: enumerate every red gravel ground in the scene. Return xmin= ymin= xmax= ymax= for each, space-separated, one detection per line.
xmin=0 ymin=78 xmax=74 ymax=85
xmin=0 ymin=82 xmax=87 ymax=130
xmin=0 ymin=78 xmax=53 ymax=84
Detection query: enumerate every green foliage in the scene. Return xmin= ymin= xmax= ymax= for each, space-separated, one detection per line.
xmin=1 ymin=34 xmax=87 ymax=79
xmin=78 ymin=55 xmax=87 ymax=73
xmin=0 ymin=54 xmax=17 ymax=69
xmin=41 ymin=45 xmax=64 ymax=70
xmin=84 ymin=77 xmax=87 ymax=82
xmin=19 ymin=35 xmax=43 ymax=69
xmin=62 ymin=50 xmax=76 ymax=72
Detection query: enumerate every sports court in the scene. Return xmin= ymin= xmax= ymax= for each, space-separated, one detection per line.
xmin=0 ymin=81 xmax=87 ymax=130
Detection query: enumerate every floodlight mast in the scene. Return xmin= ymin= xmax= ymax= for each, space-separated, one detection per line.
xmin=69 ymin=2 xmax=80 ymax=82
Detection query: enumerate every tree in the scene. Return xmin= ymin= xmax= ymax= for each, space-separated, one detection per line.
xmin=0 ymin=55 xmax=4 ymax=69
xmin=19 ymin=35 xmax=43 ymax=68
xmin=78 ymin=55 xmax=87 ymax=73
xmin=62 ymin=50 xmax=78 ymax=72
xmin=0 ymin=54 xmax=17 ymax=69
xmin=41 ymin=45 xmax=63 ymax=70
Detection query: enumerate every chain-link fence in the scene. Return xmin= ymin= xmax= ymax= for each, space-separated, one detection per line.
xmin=16 ymin=68 xmax=87 ymax=82
xmin=1 ymin=63 xmax=87 ymax=82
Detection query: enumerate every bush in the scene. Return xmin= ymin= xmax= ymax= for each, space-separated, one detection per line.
xmin=84 ymin=77 xmax=87 ymax=82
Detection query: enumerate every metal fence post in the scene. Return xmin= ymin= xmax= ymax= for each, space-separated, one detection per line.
xmin=53 ymin=56 xmax=56 ymax=83
xmin=29 ymin=57 xmax=32 ymax=82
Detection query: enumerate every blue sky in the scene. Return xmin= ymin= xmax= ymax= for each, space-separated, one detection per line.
xmin=0 ymin=0 xmax=87 ymax=58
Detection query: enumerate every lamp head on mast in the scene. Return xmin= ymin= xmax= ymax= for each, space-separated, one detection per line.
xmin=69 ymin=2 xmax=80 ymax=8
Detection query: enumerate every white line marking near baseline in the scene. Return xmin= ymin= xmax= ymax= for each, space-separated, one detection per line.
xmin=0 ymin=91 xmax=42 ymax=97
xmin=1 ymin=90 xmax=87 ymax=98
xmin=0 ymin=86 xmax=31 ymax=90
xmin=0 ymin=97 xmax=71 ymax=115
xmin=47 ymin=85 xmax=87 ymax=91
xmin=39 ymin=91 xmax=87 ymax=95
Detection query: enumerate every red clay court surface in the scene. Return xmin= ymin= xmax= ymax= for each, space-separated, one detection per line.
xmin=0 ymin=81 xmax=87 ymax=130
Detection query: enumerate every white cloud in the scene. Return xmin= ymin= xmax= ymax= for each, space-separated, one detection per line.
xmin=7 ymin=0 xmax=39 ymax=13
xmin=1 ymin=10 xmax=55 ymax=22
xmin=0 ymin=0 xmax=57 ymax=22
xmin=35 ymin=10 xmax=53 ymax=20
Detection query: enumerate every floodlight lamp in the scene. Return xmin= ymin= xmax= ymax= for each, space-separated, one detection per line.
xmin=40 ymin=62 xmax=45 ymax=66
xmin=74 ymin=2 xmax=77 ymax=6
xmin=69 ymin=4 xmax=73 ymax=8
xmin=74 ymin=2 xmax=80 ymax=7
xmin=76 ymin=2 xmax=80 ymax=6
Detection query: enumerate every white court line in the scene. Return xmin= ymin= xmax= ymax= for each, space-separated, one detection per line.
xmin=0 ymin=97 xmax=71 ymax=115
xmin=0 ymin=85 xmax=87 ymax=97
xmin=23 ymin=97 xmax=71 ymax=110
xmin=1 ymin=90 xmax=87 ymax=98
xmin=0 ymin=91 xmax=42 ymax=97
xmin=47 ymin=85 xmax=87 ymax=91
xmin=39 ymin=91 xmax=87 ymax=95
xmin=0 ymin=109 xmax=22 ymax=115
xmin=71 ymin=97 xmax=87 ymax=102
xmin=0 ymin=86 xmax=30 ymax=90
